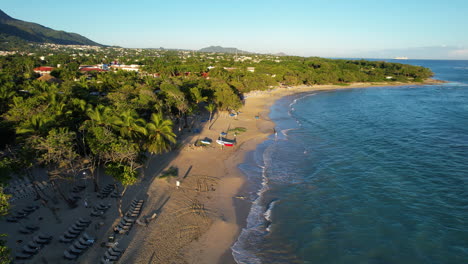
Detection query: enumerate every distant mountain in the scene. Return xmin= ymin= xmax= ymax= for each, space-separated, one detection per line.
xmin=0 ymin=9 xmax=102 ymax=46
xmin=198 ymin=46 xmax=251 ymax=54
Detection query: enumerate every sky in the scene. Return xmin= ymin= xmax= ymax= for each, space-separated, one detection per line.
xmin=2 ymin=0 xmax=468 ymax=59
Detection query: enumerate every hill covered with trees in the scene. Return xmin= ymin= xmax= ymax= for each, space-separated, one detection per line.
xmin=0 ymin=9 xmax=102 ymax=46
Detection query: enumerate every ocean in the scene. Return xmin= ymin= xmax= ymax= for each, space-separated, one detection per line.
xmin=232 ymin=60 xmax=468 ymax=264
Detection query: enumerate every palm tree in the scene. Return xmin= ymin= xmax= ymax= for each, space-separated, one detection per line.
xmin=143 ymin=113 xmax=176 ymax=154
xmin=111 ymin=110 xmax=146 ymax=139
xmin=86 ymin=104 xmax=111 ymax=126
xmin=205 ymin=103 xmax=216 ymax=123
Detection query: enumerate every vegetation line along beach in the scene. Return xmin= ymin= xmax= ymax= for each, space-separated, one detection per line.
xmin=0 ymin=35 xmax=437 ymax=263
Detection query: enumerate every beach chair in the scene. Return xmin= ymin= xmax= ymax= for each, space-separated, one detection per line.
xmin=104 ymin=251 xmax=119 ymax=261
xmin=71 ymin=224 xmax=85 ymax=231
xmin=78 ymin=217 xmax=91 ymax=224
xmin=26 ymin=224 xmax=39 ymax=231
xmin=59 ymin=235 xmax=74 ymax=243
xmin=107 ymin=248 xmax=122 ymax=257
xmin=63 ymin=250 xmax=78 ymax=260
xmin=6 ymin=216 xmax=18 ymax=222
xmin=64 ymin=231 xmax=79 ymax=239
xmin=73 ymin=240 xmax=88 ymax=250
xmin=15 ymin=252 xmax=33 ymax=260
xmin=68 ymin=227 xmax=81 ymax=235
xmin=91 ymin=209 xmax=104 ymax=217
xmin=75 ymin=221 xmax=88 ymax=228
xmin=78 ymin=237 xmax=94 ymax=246
xmin=123 ymin=216 xmax=136 ymax=222
xmin=68 ymin=245 xmax=83 ymax=255
xmin=22 ymin=245 xmax=38 ymax=254
xmin=38 ymin=233 xmax=53 ymax=240
xmin=19 ymin=226 xmax=33 ymax=234
xmin=83 ymin=232 xmax=95 ymax=241
xmin=33 ymin=236 xmax=50 ymax=244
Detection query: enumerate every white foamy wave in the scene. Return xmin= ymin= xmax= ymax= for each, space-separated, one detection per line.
xmin=264 ymin=199 xmax=278 ymax=223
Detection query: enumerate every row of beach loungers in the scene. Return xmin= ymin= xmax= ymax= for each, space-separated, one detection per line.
xmin=91 ymin=202 xmax=111 ymax=217
xmin=97 ymin=184 xmax=115 ymax=199
xmin=15 ymin=233 xmax=52 ymax=260
xmin=6 ymin=180 xmax=50 ymax=202
xmin=100 ymin=246 xmax=125 ymax=263
xmin=6 ymin=205 xmax=39 ymax=223
xmin=59 ymin=218 xmax=91 ymax=243
xmin=63 ymin=232 xmax=96 ymax=260
xmin=115 ymin=199 xmax=144 ymax=234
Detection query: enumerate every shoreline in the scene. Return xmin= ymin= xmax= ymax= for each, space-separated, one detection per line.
xmin=112 ymin=79 xmax=443 ymax=264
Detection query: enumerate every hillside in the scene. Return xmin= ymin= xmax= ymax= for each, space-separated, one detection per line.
xmin=198 ymin=45 xmax=251 ymax=54
xmin=0 ymin=9 xmax=102 ymax=46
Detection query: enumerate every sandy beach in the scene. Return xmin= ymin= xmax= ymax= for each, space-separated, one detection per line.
xmin=1 ymin=79 xmax=442 ymax=264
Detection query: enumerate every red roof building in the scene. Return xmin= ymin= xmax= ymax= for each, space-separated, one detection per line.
xmin=33 ymin=66 xmax=54 ymax=75
xmin=79 ymin=68 xmax=107 ymax=72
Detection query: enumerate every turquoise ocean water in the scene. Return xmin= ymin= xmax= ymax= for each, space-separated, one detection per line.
xmin=232 ymin=60 xmax=468 ymax=264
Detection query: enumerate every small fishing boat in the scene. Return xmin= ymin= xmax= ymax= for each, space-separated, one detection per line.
xmin=216 ymin=137 xmax=235 ymax=147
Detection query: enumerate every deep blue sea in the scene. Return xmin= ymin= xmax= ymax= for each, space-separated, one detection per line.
xmin=232 ymin=60 xmax=468 ymax=264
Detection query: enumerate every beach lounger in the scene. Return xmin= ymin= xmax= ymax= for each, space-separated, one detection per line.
xmin=33 ymin=236 xmax=50 ymax=244
xmin=63 ymin=250 xmax=78 ymax=260
xmin=107 ymin=248 xmax=122 ymax=257
xmin=123 ymin=216 xmax=136 ymax=222
xmin=104 ymin=251 xmax=119 ymax=261
xmin=71 ymin=224 xmax=85 ymax=231
xmin=78 ymin=217 xmax=91 ymax=224
xmin=64 ymin=231 xmax=78 ymax=239
xmin=73 ymin=240 xmax=88 ymax=250
xmin=26 ymin=224 xmax=39 ymax=231
xmin=111 ymin=246 xmax=124 ymax=254
xmin=6 ymin=216 xmax=18 ymax=222
xmin=91 ymin=210 xmax=104 ymax=217
xmin=83 ymin=232 xmax=95 ymax=241
xmin=38 ymin=233 xmax=53 ymax=240
xmin=78 ymin=237 xmax=94 ymax=246
xmin=22 ymin=245 xmax=38 ymax=254
xmin=68 ymin=245 xmax=83 ymax=255
xmin=59 ymin=235 xmax=74 ymax=243
xmin=16 ymin=252 xmax=33 ymax=260
xmin=75 ymin=221 xmax=88 ymax=228
xmin=68 ymin=228 xmax=81 ymax=235
xmin=27 ymin=241 xmax=41 ymax=249
xmin=19 ymin=227 xmax=33 ymax=234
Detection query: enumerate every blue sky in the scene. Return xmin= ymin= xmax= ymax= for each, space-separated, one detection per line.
xmin=2 ymin=0 xmax=468 ymax=59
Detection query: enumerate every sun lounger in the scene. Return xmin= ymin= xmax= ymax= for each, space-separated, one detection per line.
xmin=63 ymin=250 xmax=78 ymax=260
xmin=71 ymin=224 xmax=85 ymax=231
xmin=22 ymin=245 xmax=38 ymax=254
xmin=104 ymin=251 xmax=119 ymax=261
xmin=75 ymin=221 xmax=88 ymax=228
xmin=27 ymin=241 xmax=40 ymax=249
xmin=59 ymin=235 xmax=74 ymax=243
xmin=83 ymin=232 xmax=95 ymax=241
xmin=68 ymin=245 xmax=83 ymax=255
xmin=78 ymin=237 xmax=94 ymax=246
xmin=73 ymin=240 xmax=88 ymax=250
xmin=107 ymin=248 xmax=122 ymax=257
xmin=19 ymin=227 xmax=32 ymax=234
xmin=26 ymin=224 xmax=39 ymax=231
xmin=6 ymin=216 xmax=18 ymax=222
xmin=91 ymin=210 xmax=104 ymax=217
xmin=33 ymin=236 xmax=50 ymax=244
xmin=16 ymin=252 xmax=33 ymax=260
xmin=78 ymin=217 xmax=91 ymax=224
xmin=38 ymin=233 xmax=53 ymax=240
xmin=64 ymin=231 xmax=79 ymax=239
xmin=123 ymin=216 xmax=136 ymax=222
xmin=68 ymin=228 xmax=81 ymax=235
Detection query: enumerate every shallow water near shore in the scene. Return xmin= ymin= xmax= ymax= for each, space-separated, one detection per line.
xmin=232 ymin=60 xmax=468 ymax=264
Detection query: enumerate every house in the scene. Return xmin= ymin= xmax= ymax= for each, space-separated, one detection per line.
xmin=247 ymin=67 xmax=255 ymax=73
xmin=37 ymin=74 xmax=62 ymax=84
xmin=79 ymin=67 xmax=107 ymax=72
xmin=33 ymin=66 xmax=54 ymax=76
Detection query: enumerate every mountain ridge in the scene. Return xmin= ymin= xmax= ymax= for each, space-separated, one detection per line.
xmin=0 ymin=9 xmax=103 ymax=46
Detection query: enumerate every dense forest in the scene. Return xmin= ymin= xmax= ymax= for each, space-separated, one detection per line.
xmin=0 ymin=45 xmax=433 ymax=260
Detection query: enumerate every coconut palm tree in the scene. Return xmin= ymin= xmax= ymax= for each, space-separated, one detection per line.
xmin=111 ymin=110 xmax=146 ymax=139
xmin=86 ymin=104 xmax=111 ymax=126
xmin=205 ymin=103 xmax=216 ymax=123
xmin=143 ymin=113 xmax=176 ymax=154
